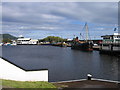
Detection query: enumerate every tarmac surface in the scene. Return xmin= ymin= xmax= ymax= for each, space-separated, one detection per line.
xmin=53 ymin=80 xmax=119 ymax=89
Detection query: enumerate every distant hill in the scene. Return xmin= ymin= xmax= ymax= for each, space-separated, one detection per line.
xmin=0 ymin=34 xmax=17 ymax=40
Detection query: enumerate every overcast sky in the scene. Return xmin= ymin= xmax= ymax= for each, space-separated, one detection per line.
xmin=2 ymin=2 xmax=118 ymax=39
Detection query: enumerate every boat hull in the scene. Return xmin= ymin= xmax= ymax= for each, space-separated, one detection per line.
xmin=71 ymin=42 xmax=93 ymax=51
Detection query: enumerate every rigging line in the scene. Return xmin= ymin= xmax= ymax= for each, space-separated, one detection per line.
xmin=84 ymin=22 xmax=91 ymax=41
xmin=86 ymin=23 xmax=92 ymax=41
xmin=80 ymin=23 xmax=86 ymax=40
xmin=79 ymin=33 xmax=85 ymax=40
xmin=87 ymin=24 xmax=92 ymax=40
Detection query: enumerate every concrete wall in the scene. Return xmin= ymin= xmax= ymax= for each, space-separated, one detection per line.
xmin=0 ymin=58 xmax=48 ymax=81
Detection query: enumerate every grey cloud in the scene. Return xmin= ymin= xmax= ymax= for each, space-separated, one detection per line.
xmin=2 ymin=2 xmax=117 ymax=25
xmin=2 ymin=2 xmax=118 ymax=39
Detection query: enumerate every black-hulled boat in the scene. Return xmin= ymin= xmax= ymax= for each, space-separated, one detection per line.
xmin=71 ymin=23 xmax=93 ymax=51
xmin=71 ymin=38 xmax=93 ymax=51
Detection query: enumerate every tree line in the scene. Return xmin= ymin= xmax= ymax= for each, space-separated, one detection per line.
xmin=39 ymin=36 xmax=67 ymax=43
xmin=1 ymin=35 xmax=67 ymax=43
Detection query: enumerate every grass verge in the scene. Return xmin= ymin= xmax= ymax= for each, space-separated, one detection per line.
xmin=1 ymin=79 xmax=56 ymax=88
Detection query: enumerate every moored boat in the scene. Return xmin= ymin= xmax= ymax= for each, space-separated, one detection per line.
xmin=71 ymin=37 xmax=93 ymax=51
xmin=71 ymin=23 xmax=93 ymax=51
xmin=52 ymin=42 xmax=67 ymax=47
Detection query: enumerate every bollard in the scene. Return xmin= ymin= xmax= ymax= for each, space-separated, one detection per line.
xmin=87 ymin=74 xmax=92 ymax=80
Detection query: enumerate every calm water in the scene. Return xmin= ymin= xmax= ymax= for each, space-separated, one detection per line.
xmin=1 ymin=45 xmax=120 ymax=82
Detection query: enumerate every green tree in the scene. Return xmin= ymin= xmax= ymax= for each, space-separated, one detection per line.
xmin=39 ymin=36 xmax=67 ymax=43
xmin=2 ymin=39 xmax=12 ymax=43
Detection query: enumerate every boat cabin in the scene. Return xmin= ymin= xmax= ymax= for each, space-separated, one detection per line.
xmin=17 ymin=36 xmax=38 ymax=45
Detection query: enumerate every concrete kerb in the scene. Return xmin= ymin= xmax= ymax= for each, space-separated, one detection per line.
xmin=51 ymin=78 xmax=120 ymax=84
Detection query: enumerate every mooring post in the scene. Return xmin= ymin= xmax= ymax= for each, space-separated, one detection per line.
xmin=100 ymin=43 xmax=103 ymax=50
xmin=87 ymin=74 xmax=92 ymax=80
xmin=109 ymin=44 xmax=113 ymax=51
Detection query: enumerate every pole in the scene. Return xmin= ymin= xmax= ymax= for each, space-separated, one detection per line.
xmin=85 ymin=23 xmax=89 ymax=41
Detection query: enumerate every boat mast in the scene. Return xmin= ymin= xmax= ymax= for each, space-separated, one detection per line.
xmin=85 ymin=22 xmax=89 ymax=41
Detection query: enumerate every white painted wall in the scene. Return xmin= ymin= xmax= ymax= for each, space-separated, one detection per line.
xmin=0 ymin=58 xmax=48 ymax=81
xmin=29 ymin=41 xmax=38 ymax=44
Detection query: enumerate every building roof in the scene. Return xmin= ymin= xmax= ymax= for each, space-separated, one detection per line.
xmin=101 ymin=35 xmax=113 ymax=37
xmin=114 ymin=33 xmax=120 ymax=35
xmin=101 ymin=33 xmax=120 ymax=37
xmin=17 ymin=38 xmax=31 ymax=40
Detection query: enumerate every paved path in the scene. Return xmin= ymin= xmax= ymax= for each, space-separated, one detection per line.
xmin=53 ymin=80 xmax=119 ymax=89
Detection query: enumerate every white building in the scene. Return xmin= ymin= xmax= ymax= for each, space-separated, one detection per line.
xmin=17 ymin=36 xmax=38 ymax=45
xmin=29 ymin=39 xmax=38 ymax=45
xmin=101 ymin=33 xmax=120 ymax=43
xmin=17 ymin=38 xmax=31 ymax=44
xmin=113 ymin=33 xmax=120 ymax=43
